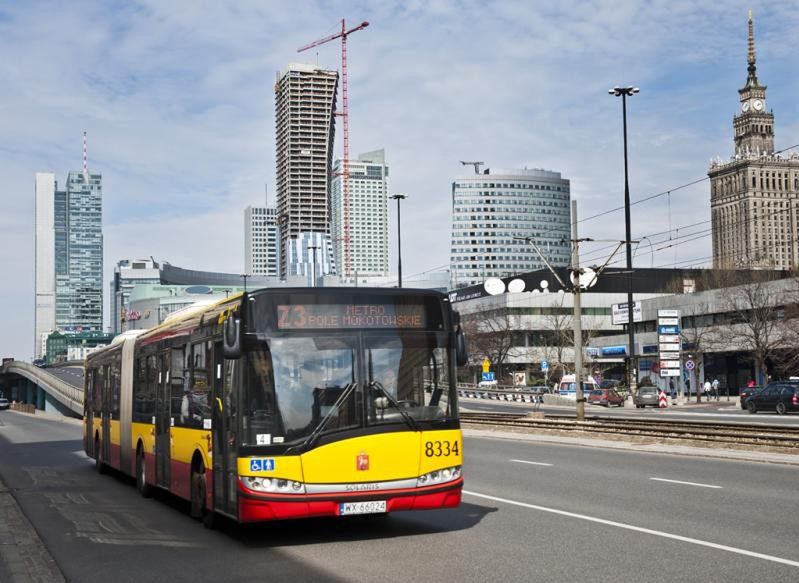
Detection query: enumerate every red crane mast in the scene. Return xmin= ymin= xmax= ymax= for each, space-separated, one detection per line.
xmin=298 ymin=19 xmax=369 ymax=279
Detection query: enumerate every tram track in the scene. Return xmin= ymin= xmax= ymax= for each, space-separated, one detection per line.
xmin=459 ymin=412 xmax=799 ymax=450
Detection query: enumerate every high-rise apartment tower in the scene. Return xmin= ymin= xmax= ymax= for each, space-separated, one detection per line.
xmin=708 ymin=12 xmax=799 ymax=269
xmin=450 ymin=167 xmax=571 ymax=289
xmin=274 ymin=63 xmax=339 ymax=279
xmin=331 ymin=149 xmax=389 ymax=279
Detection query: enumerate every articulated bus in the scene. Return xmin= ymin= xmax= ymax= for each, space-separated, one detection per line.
xmin=84 ymin=288 xmax=467 ymax=526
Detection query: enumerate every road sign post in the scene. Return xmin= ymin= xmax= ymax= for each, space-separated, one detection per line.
xmin=657 ymin=309 xmax=682 ymax=403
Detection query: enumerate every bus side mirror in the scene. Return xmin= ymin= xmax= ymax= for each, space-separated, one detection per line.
xmin=223 ymin=317 xmax=242 ymax=359
xmin=456 ymin=325 xmax=468 ymax=367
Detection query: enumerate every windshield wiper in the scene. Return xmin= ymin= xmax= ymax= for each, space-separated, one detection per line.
xmin=285 ymin=382 xmax=356 ymax=455
xmin=368 ymin=381 xmax=420 ymax=432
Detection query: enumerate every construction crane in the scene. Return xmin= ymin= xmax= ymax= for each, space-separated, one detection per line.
xmin=299 ymin=19 xmax=369 ymax=279
xmin=460 ymin=161 xmax=484 ymax=174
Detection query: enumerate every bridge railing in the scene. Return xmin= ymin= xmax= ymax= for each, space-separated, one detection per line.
xmin=3 ymin=361 xmax=84 ymax=416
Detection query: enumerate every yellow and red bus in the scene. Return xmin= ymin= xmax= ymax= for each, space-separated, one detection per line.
xmin=84 ymin=288 xmax=466 ymax=526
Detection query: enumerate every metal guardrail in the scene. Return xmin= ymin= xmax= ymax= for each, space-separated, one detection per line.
xmin=460 ymin=412 xmax=799 ymax=450
xmin=3 ymin=361 xmax=83 ymax=416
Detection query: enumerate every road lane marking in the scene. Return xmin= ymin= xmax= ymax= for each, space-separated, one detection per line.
xmin=510 ymin=459 xmax=553 ymax=467
xmin=463 ymin=490 xmax=799 ymax=568
xmin=650 ymin=477 xmax=721 ymax=489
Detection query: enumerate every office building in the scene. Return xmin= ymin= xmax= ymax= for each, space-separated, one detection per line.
xmin=331 ymin=149 xmax=389 ymax=279
xmin=274 ymin=63 xmax=339 ymax=279
xmin=34 ymin=173 xmax=57 ymax=359
xmin=55 ymin=170 xmax=103 ymax=332
xmin=285 ymin=232 xmax=336 ymax=287
xmin=110 ymin=258 xmax=161 ymax=333
xmin=708 ymin=12 xmax=799 ymax=269
xmin=35 ymin=165 xmax=103 ymax=357
xmin=244 ymin=205 xmax=279 ymax=277
xmin=449 ymin=167 xmax=571 ymax=289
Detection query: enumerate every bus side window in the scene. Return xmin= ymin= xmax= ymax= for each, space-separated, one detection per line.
xmin=171 ymin=346 xmax=186 ymax=424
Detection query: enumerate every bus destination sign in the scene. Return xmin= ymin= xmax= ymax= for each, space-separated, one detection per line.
xmin=276 ymin=304 xmax=427 ymax=330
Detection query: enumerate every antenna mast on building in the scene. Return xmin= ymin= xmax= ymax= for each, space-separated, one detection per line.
xmin=460 ymin=161 xmax=484 ymax=174
xmin=298 ymin=19 xmax=370 ymax=279
xmin=82 ymin=131 xmax=89 ymax=180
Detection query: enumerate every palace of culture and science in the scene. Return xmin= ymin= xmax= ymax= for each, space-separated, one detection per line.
xmin=708 ymin=12 xmax=799 ymax=270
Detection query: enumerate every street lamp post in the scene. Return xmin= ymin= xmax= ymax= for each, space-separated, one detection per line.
xmin=609 ymin=85 xmax=639 ymax=392
xmin=240 ymin=274 xmax=250 ymax=293
xmin=390 ymin=194 xmax=407 ymax=288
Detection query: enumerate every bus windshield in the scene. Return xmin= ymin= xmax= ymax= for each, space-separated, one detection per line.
xmin=242 ymin=332 xmax=455 ymax=446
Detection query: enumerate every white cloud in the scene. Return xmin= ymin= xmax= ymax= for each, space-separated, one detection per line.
xmin=0 ymin=0 xmax=797 ymax=358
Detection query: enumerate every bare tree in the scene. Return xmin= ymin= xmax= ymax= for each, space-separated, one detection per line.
xmin=715 ymin=274 xmax=796 ymax=383
xmin=460 ymin=308 xmax=520 ymax=383
xmin=680 ymin=301 xmax=716 ymax=403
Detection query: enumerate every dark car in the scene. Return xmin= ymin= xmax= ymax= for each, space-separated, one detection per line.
xmin=634 ymin=386 xmax=660 ymax=408
xmin=588 ymin=388 xmax=625 ymax=407
xmin=0 ymin=398 xmax=9 ymax=410
xmin=739 ymin=385 xmax=762 ymax=409
xmin=747 ymin=383 xmax=799 ymax=415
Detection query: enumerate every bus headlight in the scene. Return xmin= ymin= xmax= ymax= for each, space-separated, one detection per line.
xmin=417 ymin=465 xmax=462 ymax=487
xmin=241 ymin=476 xmax=306 ymax=494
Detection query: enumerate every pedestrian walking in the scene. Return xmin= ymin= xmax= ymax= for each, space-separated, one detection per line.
xmin=669 ymin=378 xmax=676 ymax=399
xmin=711 ymin=378 xmax=720 ymax=401
xmin=703 ymin=379 xmax=712 ymax=402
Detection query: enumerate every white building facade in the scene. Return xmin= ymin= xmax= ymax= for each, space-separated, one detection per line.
xmin=331 ymin=149 xmax=390 ymax=280
xmin=34 ymin=172 xmax=56 ymax=359
xmin=244 ymin=205 xmax=280 ymax=277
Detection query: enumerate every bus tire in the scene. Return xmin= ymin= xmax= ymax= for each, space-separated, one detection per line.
xmin=136 ymin=447 xmax=153 ymax=498
xmin=191 ymin=461 xmax=216 ymax=529
xmin=94 ymin=434 xmax=106 ymax=474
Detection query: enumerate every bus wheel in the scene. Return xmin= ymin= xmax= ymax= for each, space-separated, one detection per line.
xmin=94 ymin=435 xmax=106 ymax=474
xmin=191 ymin=463 xmax=216 ymax=529
xmin=136 ymin=448 xmax=153 ymax=498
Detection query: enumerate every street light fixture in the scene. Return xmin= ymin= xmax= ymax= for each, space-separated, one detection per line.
xmin=390 ymin=194 xmax=407 ymax=288
xmin=609 ymin=85 xmax=639 ymax=392
xmin=240 ymin=274 xmax=250 ymax=293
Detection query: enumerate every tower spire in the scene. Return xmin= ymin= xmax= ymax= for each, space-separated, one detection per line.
xmin=82 ymin=131 xmax=88 ymax=180
xmin=746 ymin=10 xmax=757 ymax=82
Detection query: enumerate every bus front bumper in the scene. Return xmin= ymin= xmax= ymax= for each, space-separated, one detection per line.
xmin=237 ymin=479 xmax=463 ymax=522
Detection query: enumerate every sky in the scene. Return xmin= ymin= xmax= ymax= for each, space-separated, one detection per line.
xmin=1 ymin=0 xmax=797 ymax=359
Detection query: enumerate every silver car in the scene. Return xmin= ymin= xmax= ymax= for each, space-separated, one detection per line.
xmin=634 ymin=386 xmax=660 ymax=408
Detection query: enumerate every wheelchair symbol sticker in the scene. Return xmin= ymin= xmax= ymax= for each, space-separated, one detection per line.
xmin=249 ymin=458 xmax=275 ymax=472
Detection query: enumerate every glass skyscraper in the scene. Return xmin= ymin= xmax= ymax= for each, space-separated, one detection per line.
xmin=449 ymin=167 xmax=571 ymax=289
xmin=55 ymin=171 xmax=103 ymax=332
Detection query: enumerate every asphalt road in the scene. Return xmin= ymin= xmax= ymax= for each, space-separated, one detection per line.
xmin=461 ymin=397 xmax=799 ymax=427
xmin=1 ymin=410 xmax=798 ymax=582
xmin=45 ymin=366 xmax=85 ymax=389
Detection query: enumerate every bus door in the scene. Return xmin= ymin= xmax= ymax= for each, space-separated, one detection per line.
xmin=101 ymin=364 xmax=111 ymax=464
xmin=155 ymin=352 xmax=171 ymax=488
xmin=212 ymin=343 xmax=237 ymax=514
xmin=84 ymin=369 xmax=93 ymax=454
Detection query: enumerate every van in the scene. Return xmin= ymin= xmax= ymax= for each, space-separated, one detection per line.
xmin=557 ymin=375 xmax=599 ymax=399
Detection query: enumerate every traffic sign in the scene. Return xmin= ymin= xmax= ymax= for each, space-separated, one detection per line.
xmin=482 ymin=359 xmax=490 ymax=373
xmin=541 ymin=360 xmax=549 ymax=371
xmin=685 ymin=360 xmax=695 ymax=371
xmin=482 ymin=372 xmax=495 ymax=382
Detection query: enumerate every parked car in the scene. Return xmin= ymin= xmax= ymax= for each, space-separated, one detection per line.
xmin=634 ymin=386 xmax=660 ymax=408
xmin=747 ymin=383 xmax=799 ymax=415
xmin=739 ymin=385 xmax=762 ymax=409
xmin=0 ymin=398 xmax=9 ymax=410
xmin=587 ymin=388 xmax=625 ymax=407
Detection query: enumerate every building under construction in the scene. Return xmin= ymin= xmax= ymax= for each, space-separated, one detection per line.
xmin=274 ymin=63 xmax=338 ymax=279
